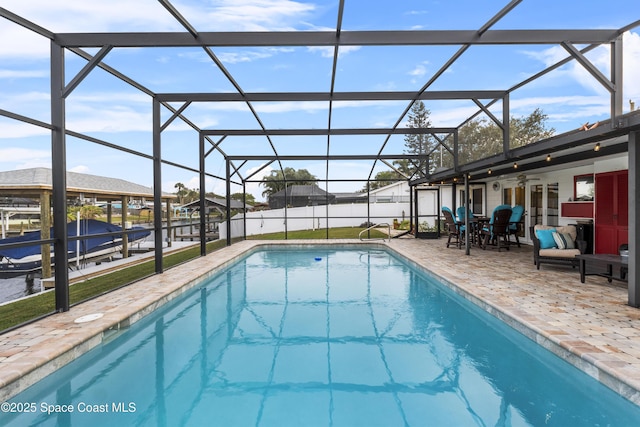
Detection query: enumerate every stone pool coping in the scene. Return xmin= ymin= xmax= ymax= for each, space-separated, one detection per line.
xmin=0 ymin=239 xmax=639 ymax=406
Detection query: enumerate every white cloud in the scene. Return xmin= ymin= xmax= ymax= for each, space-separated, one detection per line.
xmin=0 ymin=26 xmax=49 ymax=59
xmin=164 ymin=172 xmax=248 ymax=200
xmin=0 ymin=147 xmax=50 ymax=162
xmin=186 ymin=0 xmax=317 ymax=31
xmin=255 ymin=101 xmax=329 ymax=113
xmin=0 ymin=121 xmax=50 ymax=139
xmin=307 ymin=45 xmax=361 ymax=58
xmin=1 ymin=1 xmax=179 ymax=32
xmin=623 ymin=31 xmax=640 ymax=102
xmin=216 ymin=50 xmax=276 ymax=64
xmin=521 ymin=45 xmax=568 ymax=67
xmin=64 ymin=92 xmax=152 ymax=133
xmin=66 ymin=107 xmax=152 ymax=133
xmin=167 ymin=164 xmax=275 ymax=201
xmin=409 ymin=94 xmax=614 ymax=130
xmin=184 ymin=175 xmax=214 ymax=192
xmin=0 ymin=1 xmax=179 ymax=59
xmin=520 ymin=30 xmax=640 ymax=102
xmin=244 ymin=164 xmax=274 ymax=201
xmin=405 ymin=10 xmax=429 ymax=16
xmin=169 ymin=164 xmax=278 ymax=201
xmin=0 ymin=69 xmax=48 ymax=79
xmin=69 ymin=165 xmax=90 ymax=173
xmin=0 ymin=147 xmax=51 ymax=169
xmin=408 ymin=61 xmax=430 ymax=84
xmin=0 ymin=90 xmax=49 ymax=106
xmin=409 ymin=64 xmax=427 ymax=77
xmin=193 ymin=98 xmax=404 ymax=115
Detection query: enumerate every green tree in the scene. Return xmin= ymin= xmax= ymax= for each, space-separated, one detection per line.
xmin=391 ymin=159 xmax=414 ymax=178
xmin=174 ymin=182 xmax=188 ymax=205
xmin=231 ymin=192 xmax=256 ymax=205
xmin=67 ymin=205 xmax=104 ymax=221
xmin=458 ymin=108 xmax=555 ymax=166
xmin=403 ymin=100 xmax=437 ymax=177
xmin=260 ymin=167 xmax=317 ymax=198
xmin=362 ymin=170 xmax=403 ymax=191
xmin=361 ymin=159 xmax=412 ymax=192
xmin=184 ymin=188 xmax=200 ymax=204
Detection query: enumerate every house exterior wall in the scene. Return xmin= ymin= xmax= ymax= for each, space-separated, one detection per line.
xmin=368 ymin=181 xmax=411 ymax=202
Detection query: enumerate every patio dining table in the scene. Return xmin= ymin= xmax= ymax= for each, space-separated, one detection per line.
xmin=458 ymin=216 xmax=490 ymax=247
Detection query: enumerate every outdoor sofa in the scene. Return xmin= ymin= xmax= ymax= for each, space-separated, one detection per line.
xmin=530 ymin=224 xmax=587 ymax=269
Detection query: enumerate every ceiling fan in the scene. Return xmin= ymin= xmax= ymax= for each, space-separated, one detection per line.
xmin=506 ymin=173 xmax=540 ymax=187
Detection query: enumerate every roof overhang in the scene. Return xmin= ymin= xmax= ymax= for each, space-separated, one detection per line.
xmin=412 ymin=110 xmax=640 ymax=185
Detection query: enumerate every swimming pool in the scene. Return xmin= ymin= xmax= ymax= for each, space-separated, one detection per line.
xmin=1 ymin=247 xmax=639 ymax=426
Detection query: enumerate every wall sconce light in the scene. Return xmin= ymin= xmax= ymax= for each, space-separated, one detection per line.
xmin=546 ymin=154 xmax=551 ymax=162
xmin=594 ymin=143 xmax=601 ymax=152
xmin=487 ymin=169 xmax=492 ymax=175
xmin=513 ymin=162 xmax=518 ymax=169
xmin=453 ymin=177 xmax=458 ymax=182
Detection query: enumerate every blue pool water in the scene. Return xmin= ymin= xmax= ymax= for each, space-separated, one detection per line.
xmin=2 ymin=247 xmax=640 ymax=426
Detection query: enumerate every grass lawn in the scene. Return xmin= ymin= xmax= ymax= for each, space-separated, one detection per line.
xmin=0 ymin=239 xmax=229 ymax=332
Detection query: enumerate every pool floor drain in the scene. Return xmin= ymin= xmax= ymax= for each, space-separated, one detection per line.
xmin=74 ymin=313 xmax=104 ymax=323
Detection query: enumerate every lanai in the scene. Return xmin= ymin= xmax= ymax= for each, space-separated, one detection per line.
xmin=0 ymin=1 xmax=638 ymax=312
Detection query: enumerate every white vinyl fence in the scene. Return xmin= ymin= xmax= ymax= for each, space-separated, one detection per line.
xmin=219 ymin=202 xmax=411 ymax=239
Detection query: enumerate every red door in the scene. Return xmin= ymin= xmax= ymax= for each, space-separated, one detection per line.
xmin=595 ymin=170 xmax=628 ymax=254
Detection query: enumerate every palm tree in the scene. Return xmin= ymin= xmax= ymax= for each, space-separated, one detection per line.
xmin=174 ymin=182 xmax=188 ymax=204
xmin=67 ymin=205 xmax=104 ymax=221
xmin=261 ymin=167 xmax=317 ymax=198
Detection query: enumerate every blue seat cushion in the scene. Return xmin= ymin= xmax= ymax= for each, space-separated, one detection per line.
xmin=536 ymin=229 xmax=557 ymax=249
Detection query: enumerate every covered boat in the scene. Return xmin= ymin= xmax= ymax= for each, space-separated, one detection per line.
xmin=0 ymin=219 xmax=150 ymax=277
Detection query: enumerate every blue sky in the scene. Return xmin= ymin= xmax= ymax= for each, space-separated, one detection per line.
xmin=0 ymin=0 xmax=639 ymax=201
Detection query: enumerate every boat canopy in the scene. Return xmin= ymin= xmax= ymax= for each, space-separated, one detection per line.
xmin=0 ymin=219 xmax=150 ymax=260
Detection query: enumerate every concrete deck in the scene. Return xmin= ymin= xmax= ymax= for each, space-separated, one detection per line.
xmin=0 ymin=238 xmax=639 ymax=405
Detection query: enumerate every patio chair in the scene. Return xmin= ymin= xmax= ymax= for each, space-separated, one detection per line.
xmin=442 ymin=207 xmax=462 ymax=248
xmin=455 ymin=206 xmax=474 ymax=244
xmin=479 ymin=205 xmax=512 ymax=251
xmin=507 ymin=205 xmax=525 ymax=247
xmin=456 ymin=206 xmax=474 ymax=224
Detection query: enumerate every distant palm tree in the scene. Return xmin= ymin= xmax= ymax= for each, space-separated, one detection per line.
xmin=67 ymin=205 xmax=103 ymax=221
xmin=261 ymin=167 xmax=317 ymax=198
xmin=174 ymin=182 xmax=188 ymax=204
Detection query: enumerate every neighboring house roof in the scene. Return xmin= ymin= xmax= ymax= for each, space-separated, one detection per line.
xmin=179 ymin=197 xmax=250 ymax=211
xmin=0 ymin=168 xmax=174 ymax=199
xmin=269 ymin=184 xmax=331 ymax=199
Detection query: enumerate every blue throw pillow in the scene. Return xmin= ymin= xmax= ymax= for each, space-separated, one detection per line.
xmin=536 ymin=229 xmax=557 ymax=249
